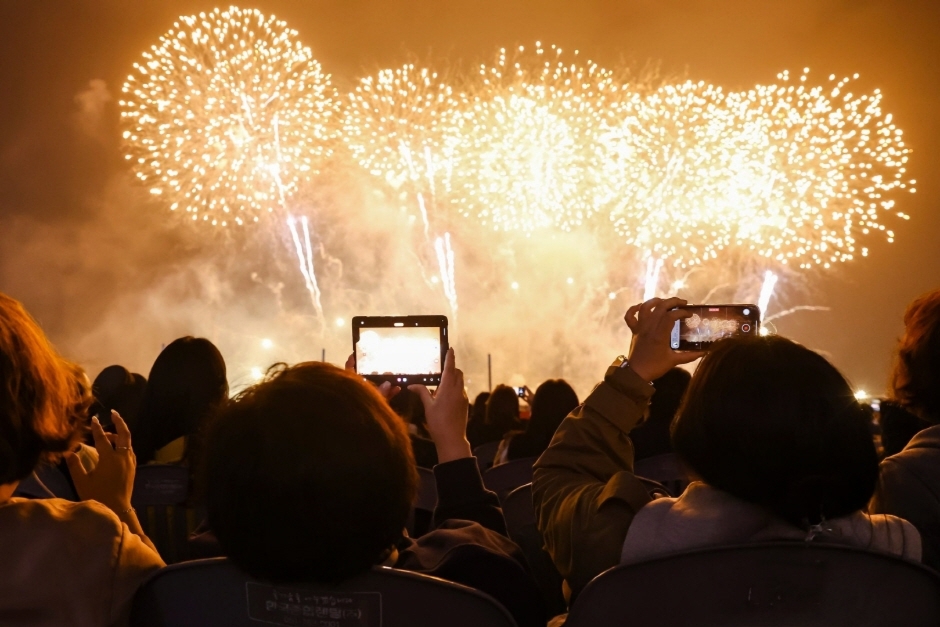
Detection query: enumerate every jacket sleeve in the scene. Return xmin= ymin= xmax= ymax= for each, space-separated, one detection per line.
xmin=532 ymin=363 xmax=655 ymax=600
xmin=433 ymin=457 xmax=508 ymax=536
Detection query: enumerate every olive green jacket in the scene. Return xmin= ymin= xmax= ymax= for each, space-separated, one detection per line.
xmin=532 ymin=362 xmax=655 ymax=601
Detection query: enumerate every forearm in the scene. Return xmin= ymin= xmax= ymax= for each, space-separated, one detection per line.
xmin=433 ymin=457 xmax=508 ymax=535
xmin=532 ymin=362 xmax=655 ymax=598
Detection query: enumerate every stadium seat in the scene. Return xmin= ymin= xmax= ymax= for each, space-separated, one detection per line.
xmin=565 ymin=542 xmax=940 ymax=627
xmin=473 ymin=441 xmax=500 ymax=471
xmin=482 ymin=457 xmax=536 ymax=501
xmin=502 ymin=483 xmax=567 ymax=617
xmin=633 ymin=452 xmax=690 ymax=496
xmin=130 ymin=558 xmax=519 ymax=627
xmin=132 ymin=464 xmax=197 ymax=564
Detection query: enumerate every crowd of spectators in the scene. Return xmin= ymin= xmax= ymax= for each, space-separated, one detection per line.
xmin=0 ymin=286 xmax=938 ymax=626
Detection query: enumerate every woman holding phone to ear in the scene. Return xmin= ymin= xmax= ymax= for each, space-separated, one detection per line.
xmin=533 ymin=297 xmax=920 ymax=604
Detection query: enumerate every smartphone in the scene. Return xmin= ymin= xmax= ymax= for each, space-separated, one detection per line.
xmin=515 ymin=386 xmax=526 ymax=398
xmin=670 ymin=304 xmax=761 ymax=351
xmin=352 ymin=315 xmax=449 ymax=385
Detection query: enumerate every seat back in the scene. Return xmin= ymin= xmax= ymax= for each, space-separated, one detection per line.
xmin=566 ymin=542 xmax=940 ymax=627
xmin=473 ymin=441 xmax=500 ymax=471
xmin=131 ymin=558 xmax=518 ymax=627
xmin=633 ymin=453 xmax=689 ymax=496
xmin=132 ymin=464 xmax=195 ymax=564
xmin=502 ymin=483 xmax=567 ymax=617
xmin=483 ymin=457 xmax=536 ymax=500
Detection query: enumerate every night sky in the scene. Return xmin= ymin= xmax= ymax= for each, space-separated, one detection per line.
xmin=0 ymin=0 xmax=938 ymax=395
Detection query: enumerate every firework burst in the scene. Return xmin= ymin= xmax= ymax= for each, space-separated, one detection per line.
xmin=600 ymin=69 xmax=913 ymax=270
xmin=451 ymin=43 xmax=626 ymax=233
xmin=119 ymin=6 xmax=336 ymax=227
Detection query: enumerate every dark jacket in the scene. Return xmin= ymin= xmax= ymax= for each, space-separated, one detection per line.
xmin=870 ymin=423 xmax=940 ymax=570
xmin=532 ymin=363 xmax=653 ymax=601
xmin=396 ymin=457 xmax=544 ymax=627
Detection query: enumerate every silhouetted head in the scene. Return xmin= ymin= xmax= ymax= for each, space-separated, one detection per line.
xmin=205 ymin=361 xmax=417 ymax=583
xmin=486 ymin=385 xmax=520 ymax=438
xmin=0 ymin=293 xmax=91 ymax=484
xmin=526 ymin=379 xmax=579 ymax=448
xmin=90 ymin=365 xmax=147 ymax=431
xmin=134 ymin=337 xmax=228 ymax=464
xmin=891 ymin=289 xmax=940 ymax=423
xmin=672 ymin=335 xmax=877 ymax=527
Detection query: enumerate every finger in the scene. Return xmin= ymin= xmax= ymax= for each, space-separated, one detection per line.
xmin=656 ymin=297 xmax=687 ymax=315
xmin=345 ymin=353 xmax=356 ymax=373
xmin=624 ymin=304 xmax=642 ymax=332
xmin=111 ymin=411 xmax=132 ymax=448
xmin=638 ymin=298 xmax=664 ymax=320
xmin=64 ymin=451 xmax=88 ymax=479
xmin=441 ymin=347 xmax=456 ymax=385
xmin=673 ymin=351 xmax=706 ymax=365
xmin=89 ymin=416 xmax=112 ymax=453
xmin=452 ymin=367 xmax=465 ymax=389
xmin=407 ymin=384 xmax=433 ymax=408
xmin=666 ymin=308 xmax=696 ymax=324
xmin=386 ymin=386 xmax=402 ymax=401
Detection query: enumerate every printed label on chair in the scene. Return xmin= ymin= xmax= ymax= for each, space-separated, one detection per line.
xmin=246 ymin=582 xmax=380 ymax=626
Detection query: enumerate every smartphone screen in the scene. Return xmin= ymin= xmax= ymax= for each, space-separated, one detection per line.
xmin=670 ymin=305 xmax=761 ymax=351
xmin=352 ymin=316 xmax=448 ymax=385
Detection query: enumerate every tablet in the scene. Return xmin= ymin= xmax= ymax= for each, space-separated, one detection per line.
xmin=352 ymin=315 xmax=449 ymax=385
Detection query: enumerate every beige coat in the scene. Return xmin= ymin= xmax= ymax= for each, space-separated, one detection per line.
xmin=0 ymin=498 xmax=164 ymax=627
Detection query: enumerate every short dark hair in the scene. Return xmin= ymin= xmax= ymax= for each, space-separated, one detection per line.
xmin=891 ymin=289 xmax=940 ymax=422
xmin=205 ymin=361 xmax=418 ymax=584
xmin=672 ymin=335 xmax=877 ymax=527
xmin=0 ymin=293 xmax=91 ymax=484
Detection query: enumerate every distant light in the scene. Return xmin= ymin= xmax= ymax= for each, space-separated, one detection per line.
xmin=511 ymin=281 xmax=519 ymax=290
xmin=759 ymin=327 xmax=770 ymax=336
xmin=260 ymin=338 xmax=274 ymax=349
xmin=566 ymin=277 xmax=574 ymax=284
xmin=335 ymin=317 xmax=345 ymax=327
xmin=431 ymin=275 xmax=440 ymax=284
xmin=608 ymin=292 xmax=617 ymax=300
xmin=855 ymin=390 xmax=869 ymax=400
xmin=250 ymin=367 xmax=264 ymax=381
xmin=671 ymin=280 xmax=685 ymax=291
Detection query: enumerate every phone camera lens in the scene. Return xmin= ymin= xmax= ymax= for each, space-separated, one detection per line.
xmin=742 ymin=323 xmax=752 ymax=333
xmin=743 ymin=308 xmax=750 ymax=316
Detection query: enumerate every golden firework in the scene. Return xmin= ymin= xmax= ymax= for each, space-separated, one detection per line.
xmin=600 ymin=70 xmax=913 ymax=269
xmin=119 ymin=7 xmax=336 ymax=227
xmin=451 ymin=43 xmax=626 ymax=233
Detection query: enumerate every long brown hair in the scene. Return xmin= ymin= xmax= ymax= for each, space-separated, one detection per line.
xmin=0 ymin=293 xmax=91 ymax=484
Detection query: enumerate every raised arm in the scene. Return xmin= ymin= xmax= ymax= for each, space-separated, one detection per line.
xmin=532 ymin=297 xmax=702 ymax=600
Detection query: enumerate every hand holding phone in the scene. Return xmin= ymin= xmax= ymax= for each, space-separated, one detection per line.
xmin=624 ymin=298 xmax=705 ymax=382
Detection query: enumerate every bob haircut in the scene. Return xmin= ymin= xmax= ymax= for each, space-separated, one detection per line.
xmin=672 ymin=335 xmax=878 ymax=527
xmin=0 ymin=293 xmax=91 ymax=484
xmin=205 ymin=361 xmax=418 ymax=584
xmin=891 ymin=289 xmax=940 ymax=422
